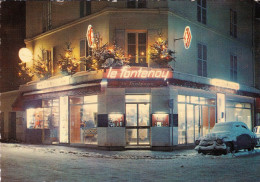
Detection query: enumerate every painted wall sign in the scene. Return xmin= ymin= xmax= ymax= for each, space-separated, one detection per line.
xmin=104 ymin=67 xmax=173 ymax=80
xmin=86 ymin=25 xmax=95 ymax=48
xmin=37 ymin=76 xmax=70 ymax=90
xmin=211 ymin=78 xmax=240 ymax=90
xmin=183 ymin=26 xmax=192 ymax=49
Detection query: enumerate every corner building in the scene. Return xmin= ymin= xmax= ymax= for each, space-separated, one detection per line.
xmin=8 ymin=0 xmax=260 ymax=149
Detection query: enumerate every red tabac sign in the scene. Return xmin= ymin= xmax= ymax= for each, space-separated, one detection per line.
xmin=183 ymin=26 xmax=192 ymax=49
xmin=104 ymin=67 xmax=173 ymax=80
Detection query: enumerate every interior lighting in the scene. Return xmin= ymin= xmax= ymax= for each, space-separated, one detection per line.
xmin=211 ymin=78 xmax=240 ymax=90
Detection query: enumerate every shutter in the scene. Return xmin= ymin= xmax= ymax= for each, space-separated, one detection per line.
xmin=148 ymin=29 xmax=159 ymax=67
xmin=115 ymin=29 xmax=125 ymax=52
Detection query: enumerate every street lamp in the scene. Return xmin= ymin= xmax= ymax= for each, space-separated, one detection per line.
xmin=19 ymin=48 xmax=32 ymax=63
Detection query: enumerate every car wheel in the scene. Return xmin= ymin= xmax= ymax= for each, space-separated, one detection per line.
xmin=225 ymin=143 xmax=233 ymax=154
xmin=198 ymin=150 xmax=202 ymax=154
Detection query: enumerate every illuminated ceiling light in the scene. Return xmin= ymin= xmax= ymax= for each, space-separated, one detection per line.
xmin=19 ymin=48 xmax=33 ymax=63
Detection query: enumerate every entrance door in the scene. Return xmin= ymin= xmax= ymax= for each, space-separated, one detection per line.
xmin=126 ymin=103 xmax=150 ymax=146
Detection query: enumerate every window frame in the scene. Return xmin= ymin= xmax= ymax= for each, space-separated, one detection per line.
xmin=197 ymin=0 xmax=207 ymax=24
xmin=197 ymin=43 xmax=207 ymax=77
xmin=230 ymin=9 xmax=237 ymax=38
xmin=230 ymin=54 xmax=237 ymax=82
xmin=126 ymin=30 xmax=148 ymax=66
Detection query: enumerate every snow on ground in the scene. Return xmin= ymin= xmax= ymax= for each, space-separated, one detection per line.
xmin=1 ymin=143 xmax=260 ymax=182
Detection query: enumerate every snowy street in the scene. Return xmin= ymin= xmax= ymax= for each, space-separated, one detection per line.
xmin=1 ymin=143 xmax=260 ymax=182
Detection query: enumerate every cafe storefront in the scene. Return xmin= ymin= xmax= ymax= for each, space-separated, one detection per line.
xmin=13 ymin=67 xmax=257 ymax=149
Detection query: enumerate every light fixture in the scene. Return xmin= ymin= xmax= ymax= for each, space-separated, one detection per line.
xmin=19 ymin=48 xmax=33 ymax=63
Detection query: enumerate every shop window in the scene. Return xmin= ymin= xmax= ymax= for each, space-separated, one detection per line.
xmin=197 ymin=0 xmax=206 ymax=24
xmin=27 ymin=108 xmax=44 ymax=129
xmin=70 ymin=95 xmax=98 ymax=144
xmin=197 ymin=43 xmax=207 ymax=77
xmin=127 ymin=32 xmax=147 ymax=66
xmin=84 ymin=95 xmax=98 ymax=104
xmin=152 ymin=114 xmax=169 ymax=127
xmin=230 ymin=54 xmax=237 ymax=82
xmin=178 ymin=95 xmax=186 ymax=103
xmin=230 ymin=9 xmax=237 ymax=38
xmin=108 ymin=114 xmax=124 ymax=127
xmin=226 ymin=101 xmax=252 ymax=130
xmin=70 ymin=97 xmax=83 ymax=105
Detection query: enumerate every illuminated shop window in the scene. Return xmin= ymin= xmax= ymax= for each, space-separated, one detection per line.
xmin=226 ymin=101 xmax=252 ymax=129
xmin=127 ymin=32 xmax=147 ymax=66
xmin=152 ymin=113 xmax=169 ymax=127
xmin=70 ymin=95 xmax=98 ymax=144
xmin=108 ymin=113 xmax=124 ymax=127
xmin=27 ymin=108 xmax=44 ymax=129
xmin=178 ymin=95 xmax=216 ymax=144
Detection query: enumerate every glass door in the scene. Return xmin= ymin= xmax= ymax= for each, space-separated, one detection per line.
xmin=126 ymin=103 xmax=150 ymax=146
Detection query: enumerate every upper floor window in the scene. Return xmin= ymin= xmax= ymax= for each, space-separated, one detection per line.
xmin=127 ymin=32 xmax=147 ymax=66
xmin=80 ymin=1 xmax=91 ymax=18
xmin=197 ymin=0 xmax=206 ymax=24
xmin=42 ymin=0 xmax=52 ymax=32
xmin=230 ymin=54 xmax=237 ymax=82
xmin=197 ymin=43 xmax=207 ymax=77
xmin=230 ymin=9 xmax=237 ymax=38
xmin=127 ymin=0 xmax=146 ymax=8
xmin=79 ymin=39 xmax=92 ymax=71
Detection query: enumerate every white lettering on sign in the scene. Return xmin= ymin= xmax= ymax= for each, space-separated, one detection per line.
xmin=211 ymin=78 xmax=240 ymax=90
xmin=105 ymin=67 xmax=172 ymax=80
xmin=37 ymin=76 xmax=70 ymax=90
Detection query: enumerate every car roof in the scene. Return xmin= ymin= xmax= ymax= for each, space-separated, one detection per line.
xmin=215 ymin=121 xmax=248 ymax=127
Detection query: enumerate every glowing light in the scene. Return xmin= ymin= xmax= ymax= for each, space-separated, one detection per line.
xmin=211 ymin=78 xmax=240 ymax=90
xmin=183 ymin=26 xmax=192 ymax=49
xmin=19 ymin=48 xmax=33 ymax=63
xmin=105 ymin=67 xmax=172 ymax=80
xmin=141 ymin=52 xmax=145 ymax=56
xmin=86 ymin=25 xmax=95 ymax=48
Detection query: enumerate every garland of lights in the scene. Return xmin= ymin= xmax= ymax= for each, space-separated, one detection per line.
xmin=58 ymin=42 xmax=80 ymax=75
xmin=33 ymin=49 xmax=52 ymax=79
xmin=150 ymin=35 xmax=175 ymax=68
xmin=18 ymin=62 xmax=33 ymax=82
xmin=85 ymin=34 xmax=128 ymax=71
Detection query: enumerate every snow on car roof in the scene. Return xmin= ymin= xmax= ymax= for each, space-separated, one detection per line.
xmin=215 ymin=121 xmax=248 ymax=127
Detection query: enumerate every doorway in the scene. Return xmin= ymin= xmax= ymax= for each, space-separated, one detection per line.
xmin=125 ymin=103 xmax=150 ymax=146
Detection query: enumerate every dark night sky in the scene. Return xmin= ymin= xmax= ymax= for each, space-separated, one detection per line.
xmin=0 ymin=1 xmax=26 ymax=92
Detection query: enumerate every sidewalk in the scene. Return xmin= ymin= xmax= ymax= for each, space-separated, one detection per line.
xmin=0 ymin=142 xmax=197 ymax=160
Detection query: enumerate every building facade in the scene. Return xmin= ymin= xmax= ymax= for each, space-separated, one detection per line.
xmin=1 ymin=0 xmax=259 ymax=149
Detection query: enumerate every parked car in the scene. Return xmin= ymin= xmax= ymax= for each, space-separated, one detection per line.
xmin=195 ymin=121 xmax=257 ymax=154
xmin=253 ymin=126 xmax=260 ymax=147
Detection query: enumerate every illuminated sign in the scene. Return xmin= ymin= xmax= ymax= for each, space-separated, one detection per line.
xmin=104 ymin=67 xmax=172 ymax=80
xmin=183 ymin=26 xmax=192 ymax=49
xmin=37 ymin=76 xmax=70 ymax=90
xmin=211 ymin=79 xmax=240 ymax=90
xmin=86 ymin=25 xmax=95 ymax=48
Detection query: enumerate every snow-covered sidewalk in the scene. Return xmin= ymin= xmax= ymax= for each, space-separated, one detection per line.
xmin=2 ymin=143 xmax=260 ymax=160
